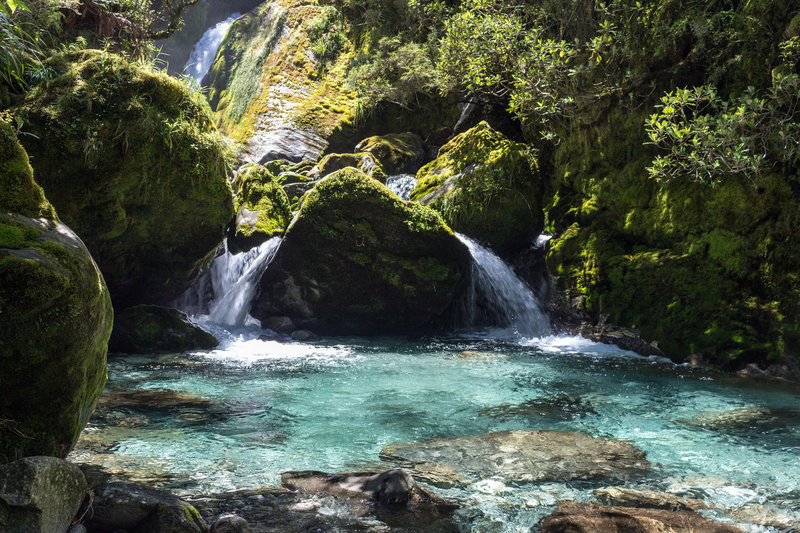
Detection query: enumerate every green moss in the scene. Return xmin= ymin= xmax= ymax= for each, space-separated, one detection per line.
xmin=0 ymin=120 xmax=55 ymax=219
xmin=230 ymin=164 xmax=292 ymax=250
xmin=252 ymin=168 xmax=471 ymax=334
xmin=15 ymin=49 xmax=234 ymax=308
xmin=410 ymin=121 xmax=543 ymax=253
xmin=354 ymin=132 xmax=424 ymax=175
xmin=544 ymin=108 xmax=800 ymax=367
xmin=0 ymin=214 xmax=112 ymax=463
xmin=311 ymin=152 xmax=386 ymax=182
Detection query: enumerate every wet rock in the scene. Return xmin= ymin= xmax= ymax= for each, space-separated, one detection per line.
xmin=355 ymin=133 xmax=425 ymax=175
xmin=539 ymin=501 xmax=745 ymax=533
xmin=228 ymin=164 xmax=291 ymax=254
xmin=381 ymin=430 xmax=649 ymax=483
xmin=262 ymin=316 xmax=295 ymax=334
xmin=570 ymin=322 xmax=665 ymax=358
xmin=676 ymin=406 xmax=777 ymax=430
xmin=211 ymin=513 xmax=251 ymax=533
xmin=67 ymin=525 xmax=88 ymax=533
xmin=282 ymin=469 xmax=457 ymax=530
xmin=290 ymin=330 xmax=319 ymax=341
xmin=307 ymin=152 xmax=386 ymax=182
xmin=727 ymin=503 xmax=799 ymax=531
xmin=392 ymin=462 xmax=468 ymax=489
xmin=85 ymin=481 xmax=207 ymax=533
xmin=479 ymin=395 xmax=596 ymax=421
xmin=0 ymin=457 xmax=87 ymax=533
xmin=109 ymin=305 xmax=218 ymax=354
xmin=252 ymin=168 xmax=471 ymax=335
xmin=97 ymin=389 xmax=212 ymax=411
xmin=594 ymin=487 xmax=707 ymax=512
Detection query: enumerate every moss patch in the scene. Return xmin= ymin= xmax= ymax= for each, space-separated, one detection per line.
xmin=229 ymin=163 xmax=292 ymax=252
xmin=15 ymin=50 xmax=234 ymax=308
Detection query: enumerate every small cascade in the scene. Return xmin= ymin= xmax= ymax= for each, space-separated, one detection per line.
xmin=206 ymin=237 xmax=282 ymax=327
xmin=183 ymin=13 xmax=241 ymax=87
xmin=385 ymin=174 xmax=417 ymax=201
xmin=457 ymin=233 xmax=549 ymax=337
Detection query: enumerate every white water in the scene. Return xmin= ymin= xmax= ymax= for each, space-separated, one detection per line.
xmin=385 ymin=174 xmax=417 ymax=200
xmin=457 ymin=233 xmax=550 ymax=337
xmin=183 ymin=13 xmax=241 ymax=87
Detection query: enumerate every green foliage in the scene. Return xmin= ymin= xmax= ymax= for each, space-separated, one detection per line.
xmin=646 ymin=39 xmax=800 ymax=185
xmin=346 ymin=36 xmax=437 ymax=108
xmin=307 ymin=5 xmax=346 ymax=62
xmin=0 ymin=0 xmax=53 ymax=91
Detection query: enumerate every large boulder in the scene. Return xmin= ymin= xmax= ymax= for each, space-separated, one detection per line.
xmin=15 ymin=49 xmax=234 ymax=309
xmin=85 ymin=481 xmax=207 ymax=533
xmin=228 ymin=164 xmax=291 ymax=253
xmin=380 ymin=430 xmax=650 ymax=483
xmin=0 ymin=456 xmax=87 ymax=533
xmin=251 ymin=168 xmax=471 ymax=335
xmin=0 ymin=120 xmax=112 ymax=462
xmin=410 ymin=121 xmax=543 ymax=254
xmin=108 ymin=305 xmax=218 ymax=354
xmin=307 ymin=152 xmax=386 ymax=182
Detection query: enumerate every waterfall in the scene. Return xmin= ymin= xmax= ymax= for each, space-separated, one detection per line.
xmin=183 ymin=13 xmax=241 ymax=87
xmin=177 ymin=237 xmax=282 ymax=327
xmin=456 ymin=233 xmax=550 ymax=337
xmin=385 ymin=174 xmax=417 ymax=201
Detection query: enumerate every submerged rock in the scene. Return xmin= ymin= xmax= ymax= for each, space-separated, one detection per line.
xmin=478 ymin=395 xmax=597 ymax=421
xmin=228 ymin=164 xmax=292 ymax=253
xmin=594 ymin=487 xmax=707 ymax=512
xmin=85 ymin=481 xmax=207 ymax=533
xmin=210 ymin=513 xmax=251 ymax=533
xmin=109 ymin=305 xmax=218 ymax=354
xmin=410 ymin=121 xmax=543 ymax=254
xmin=252 ymin=168 xmax=471 ymax=335
xmin=97 ymin=389 xmax=213 ymax=411
xmin=538 ymin=501 xmax=744 ymax=533
xmin=355 ymin=133 xmax=425 ymax=175
xmin=381 ymin=430 xmax=649 ymax=483
xmin=16 ymin=49 xmax=234 ymax=309
xmin=0 ymin=456 xmax=87 ymax=533
xmin=675 ymin=406 xmax=778 ymax=431
xmin=727 ymin=503 xmax=800 ymax=531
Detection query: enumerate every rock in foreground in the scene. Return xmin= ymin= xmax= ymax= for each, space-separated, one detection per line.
xmin=109 ymin=305 xmax=218 ymax=354
xmin=381 ymin=430 xmax=649 ymax=483
xmin=538 ymin=501 xmax=744 ymax=533
xmin=0 ymin=457 xmax=87 ymax=533
xmin=252 ymin=168 xmax=471 ymax=335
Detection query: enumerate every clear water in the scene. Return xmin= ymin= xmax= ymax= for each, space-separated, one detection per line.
xmin=183 ymin=13 xmax=241 ymax=87
xmin=386 ymin=174 xmax=418 ymax=201
xmin=72 ymin=327 xmax=800 ymax=531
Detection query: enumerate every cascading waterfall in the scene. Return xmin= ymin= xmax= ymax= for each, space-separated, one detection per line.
xmin=385 ymin=174 xmax=417 ymax=201
xmin=178 ymin=237 xmax=282 ymax=327
xmin=456 ymin=233 xmax=550 ymax=337
xmin=183 ymin=13 xmax=241 ymax=87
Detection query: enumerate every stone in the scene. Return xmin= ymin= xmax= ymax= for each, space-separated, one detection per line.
xmin=0 ymin=457 xmax=87 ymax=533
xmin=228 ymin=164 xmax=291 ymax=253
xmin=538 ymin=501 xmax=745 ymax=533
xmin=727 ymin=503 xmax=799 ymax=531
xmin=210 ymin=513 xmax=251 ymax=533
xmin=262 ymin=316 xmax=295 ymax=334
xmin=478 ymin=395 xmax=597 ymax=421
xmin=676 ymin=406 xmax=777 ymax=430
xmin=85 ymin=481 xmax=207 ymax=533
xmin=252 ymin=168 xmax=471 ymax=335
xmin=16 ymin=49 xmax=234 ymax=309
xmin=307 ymin=152 xmax=386 ymax=182
xmin=594 ymin=487 xmax=707 ymax=512
xmin=410 ymin=121 xmax=543 ymax=254
xmin=109 ymin=305 xmax=218 ymax=354
xmin=381 ymin=430 xmax=650 ymax=483
xmin=290 ymin=329 xmax=319 ymax=341
xmin=354 ymin=132 xmax=425 ymax=175
xmin=97 ymin=389 xmax=212 ymax=411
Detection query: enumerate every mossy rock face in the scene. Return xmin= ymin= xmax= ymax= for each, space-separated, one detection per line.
xmin=544 ymin=109 xmax=800 ymax=367
xmin=355 ymin=132 xmax=425 ymax=175
xmin=229 ymin=164 xmax=292 ymax=253
xmin=410 ymin=121 xmax=543 ymax=254
xmin=108 ymin=305 xmax=218 ymax=354
xmin=308 ymin=152 xmax=387 ymax=183
xmin=251 ymin=168 xmax=471 ymax=335
xmin=15 ymin=50 xmax=234 ymax=309
xmin=0 ymin=120 xmax=55 ymax=220
xmin=0 ymin=214 xmax=112 ymax=462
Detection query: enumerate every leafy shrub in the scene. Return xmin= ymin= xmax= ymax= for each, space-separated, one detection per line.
xmin=307 ymin=5 xmax=346 ymax=62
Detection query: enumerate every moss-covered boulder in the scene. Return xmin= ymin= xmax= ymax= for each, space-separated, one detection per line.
xmin=410 ymin=121 xmax=543 ymax=254
xmin=308 ymin=152 xmax=387 ymax=182
xmin=0 ymin=121 xmax=112 ymax=463
xmin=228 ymin=164 xmax=292 ymax=253
xmin=354 ymin=132 xmax=425 ymax=175
xmin=251 ymin=168 xmax=471 ymax=335
xmin=15 ymin=50 xmax=234 ymax=309
xmin=544 ymin=109 xmax=800 ymax=367
xmin=108 ymin=305 xmax=218 ymax=354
